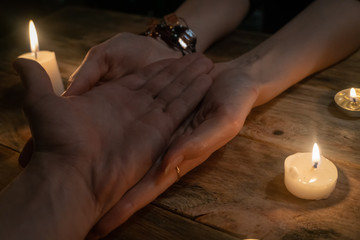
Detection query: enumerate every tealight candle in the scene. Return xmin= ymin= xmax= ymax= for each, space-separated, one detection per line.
xmin=18 ymin=20 xmax=64 ymax=95
xmin=334 ymin=88 xmax=360 ymax=116
xmin=284 ymin=143 xmax=338 ymax=200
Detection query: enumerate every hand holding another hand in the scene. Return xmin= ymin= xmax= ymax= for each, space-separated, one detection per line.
xmin=87 ymin=58 xmax=261 ymax=239
xmin=18 ymin=32 xmax=182 ymax=167
xmin=12 ymin=53 xmax=212 ymax=238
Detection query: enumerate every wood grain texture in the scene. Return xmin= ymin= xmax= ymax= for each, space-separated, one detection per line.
xmin=0 ymin=146 xmax=21 ymax=191
xmin=105 ymin=204 xmax=241 ymax=240
xmin=154 ymin=136 xmax=360 ymax=240
xmin=0 ymin=6 xmax=359 ymax=240
xmin=0 ymin=70 xmax=29 ymax=151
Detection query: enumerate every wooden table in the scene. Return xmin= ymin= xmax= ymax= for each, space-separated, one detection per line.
xmin=0 ymin=6 xmax=359 ymax=240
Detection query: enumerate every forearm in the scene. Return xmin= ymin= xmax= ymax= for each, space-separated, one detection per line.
xmin=238 ymin=0 xmax=360 ymax=106
xmin=175 ymin=0 xmax=250 ymax=52
xmin=0 ymin=153 xmax=98 ymax=240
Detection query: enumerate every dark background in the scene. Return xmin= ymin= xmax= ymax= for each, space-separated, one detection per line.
xmin=1 ymin=0 xmax=313 ymax=38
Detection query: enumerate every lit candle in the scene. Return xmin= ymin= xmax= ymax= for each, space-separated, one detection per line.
xmin=284 ymin=143 xmax=338 ymax=200
xmin=334 ymin=87 xmax=360 ymax=116
xmin=18 ymin=20 xmax=64 ymax=95
xmin=350 ymin=88 xmax=357 ymax=103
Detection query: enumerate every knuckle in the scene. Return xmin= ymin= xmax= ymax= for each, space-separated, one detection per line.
xmin=222 ymin=113 xmax=243 ymax=136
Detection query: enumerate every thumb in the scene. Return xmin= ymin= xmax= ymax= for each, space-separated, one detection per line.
xmin=13 ymin=58 xmax=54 ymax=101
xmin=63 ymin=44 xmax=112 ymax=96
xmin=63 ymin=51 xmax=106 ymax=96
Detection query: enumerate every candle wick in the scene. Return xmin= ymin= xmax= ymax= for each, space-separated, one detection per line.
xmin=313 ymin=162 xmax=318 ymax=168
xmin=33 ymin=45 xmax=39 ymax=59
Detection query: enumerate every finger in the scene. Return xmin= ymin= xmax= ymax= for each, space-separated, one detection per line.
xmin=64 ymin=45 xmax=109 ymax=96
xmin=139 ymin=73 xmax=212 ymax=142
xmin=13 ymin=58 xmax=55 ymax=102
xmin=155 ymin=56 xmax=213 ymax=103
xmin=18 ymin=138 xmax=34 ymax=168
xmin=118 ymin=58 xmax=177 ymax=90
xmin=163 ymin=116 xmax=242 ymax=174
xmin=142 ymin=53 xmax=211 ymax=97
xmin=164 ymin=74 xmax=212 ymax=126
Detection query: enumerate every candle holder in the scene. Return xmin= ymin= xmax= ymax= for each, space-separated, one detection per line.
xmin=334 ymin=88 xmax=360 ymax=117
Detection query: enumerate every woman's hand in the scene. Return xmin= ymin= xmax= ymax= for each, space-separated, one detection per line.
xmin=86 ymin=58 xmax=261 ymax=239
xmin=13 ymin=53 xmax=212 ymax=237
xmin=65 ymin=32 xmax=182 ymax=95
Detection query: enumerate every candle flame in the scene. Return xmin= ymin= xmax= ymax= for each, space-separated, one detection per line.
xmin=29 ymin=20 xmax=39 ymax=58
xmin=350 ymin=88 xmax=357 ymax=102
xmin=312 ymin=143 xmax=320 ymax=168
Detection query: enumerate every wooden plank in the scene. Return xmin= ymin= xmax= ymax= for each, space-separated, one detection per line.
xmin=0 ymin=145 xmax=21 ymax=191
xmin=0 ymin=7 xmax=359 ymax=240
xmin=0 ymin=6 xmax=152 ymax=66
xmin=154 ymin=136 xmax=360 ymax=240
xmin=106 ymin=204 xmax=242 ymax=240
xmin=0 ymin=6 xmax=270 ymax=73
xmin=0 ymin=71 xmax=30 ymax=152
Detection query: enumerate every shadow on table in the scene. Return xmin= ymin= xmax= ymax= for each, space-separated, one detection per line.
xmin=265 ymin=167 xmax=349 ymax=209
xmin=328 ymin=101 xmax=360 ymax=120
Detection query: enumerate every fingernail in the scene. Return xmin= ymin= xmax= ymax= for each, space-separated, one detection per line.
xmin=164 ymin=155 xmax=183 ymax=174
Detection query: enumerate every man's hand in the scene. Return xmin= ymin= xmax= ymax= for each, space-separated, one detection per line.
xmin=18 ymin=32 xmax=182 ymax=167
xmin=13 ymin=53 xmax=212 ymax=237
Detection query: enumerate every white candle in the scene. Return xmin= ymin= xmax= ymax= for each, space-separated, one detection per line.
xmin=18 ymin=20 xmax=64 ymax=95
xmin=284 ymin=143 xmax=338 ymax=200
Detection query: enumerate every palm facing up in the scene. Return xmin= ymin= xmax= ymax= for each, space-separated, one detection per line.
xmin=18 ymin=32 xmax=182 ymax=167
xmin=14 ymin=53 xmax=212 ymax=220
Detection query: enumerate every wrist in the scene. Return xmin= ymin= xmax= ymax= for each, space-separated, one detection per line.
xmin=233 ymin=51 xmax=277 ymax=107
xmin=175 ymin=0 xmax=250 ymax=52
xmin=143 ymin=14 xmax=197 ymax=56
xmin=223 ymin=56 xmax=262 ymax=107
xmin=1 ymin=153 xmax=100 ymax=239
xmin=146 ymin=34 xmax=183 ymax=60
xmin=31 ymin=152 xmax=99 ymax=211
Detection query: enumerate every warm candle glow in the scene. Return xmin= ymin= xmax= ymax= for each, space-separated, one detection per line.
xmin=312 ymin=143 xmax=320 ymax=168
xmin=29 ymin=20 xmax=39 ymax=58
xmin=284 ymin=143 xmax=338 ymax=200
xmin=350 ymin=88 xmax=357 ymax=102
xmin=19 ymin=20 xmax=65 ymax=95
